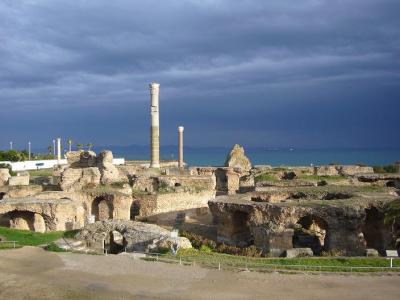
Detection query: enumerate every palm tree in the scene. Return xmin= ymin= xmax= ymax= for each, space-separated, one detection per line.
xmin=87 ymin=143 xmax=93 ymax=151
xmin=67 ymin=138 xmax=73 ymax=152
xmin=47 ymin=145 xmax=53 ymax=155
xmin=76 ymin=143 xmax=83 ymax=150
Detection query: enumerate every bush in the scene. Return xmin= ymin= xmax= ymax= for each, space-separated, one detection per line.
xmin=45 ymin=242 xmax=67 ymax=252
xmin=0 ymin=150 xmax=27 ymax=162
xmin=180 ymin=231 xmax=262 ymax=257
xmin=373 ymin=165 xmax=397 ymax=173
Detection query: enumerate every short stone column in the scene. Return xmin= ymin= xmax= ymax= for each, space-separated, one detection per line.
xmin=178 ymin=126 xmax=184 ymax=169
xmin=149 ymin=83 xmax=160 ymax=168
xmin=57 ymin=137 xmax=62 ymax=162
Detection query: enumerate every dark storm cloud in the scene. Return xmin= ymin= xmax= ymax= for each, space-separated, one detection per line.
xmin=1 ymin=0 xmax=399 ymax=149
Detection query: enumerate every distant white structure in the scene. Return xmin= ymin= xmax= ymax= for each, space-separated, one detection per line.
xmin=3 ymin=158 xmax=125 ymax=172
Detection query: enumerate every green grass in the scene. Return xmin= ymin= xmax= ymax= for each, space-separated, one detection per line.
xmin=298 ymin=175 xmax=346 ymax=181
xmin=156 ymin=248 xmax=400 ymax=273
xmin=0 ymin=227 xmax=78 ymax=247
xmin=255 ymin=173 xmax=279 ymax=182
xmin=28 ymin=168 xmax=53 ymax=178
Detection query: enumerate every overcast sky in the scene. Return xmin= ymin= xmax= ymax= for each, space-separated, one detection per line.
xmin=1 ymin=0 xmax=399 ymax=150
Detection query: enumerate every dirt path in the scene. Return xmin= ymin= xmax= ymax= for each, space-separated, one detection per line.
xmin=0 ymin=247 xmax=399 ymax=300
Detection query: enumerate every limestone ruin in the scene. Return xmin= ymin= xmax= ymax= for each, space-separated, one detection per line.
xmin=0 ymin=83 xmax=399 ymax=258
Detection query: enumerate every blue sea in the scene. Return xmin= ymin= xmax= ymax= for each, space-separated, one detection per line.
xmin=103 ymin=146 xmax=400 ymax=167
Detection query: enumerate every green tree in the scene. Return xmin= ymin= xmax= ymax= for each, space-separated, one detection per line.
xmin=76 ymin=143 xmax=83 ymax=150
xmin=87 ymin=143 xmax=93 ymax=151
xmin=47 ymin=145 xmax=53 ymax=155
xmin=67 ymin=138 xmax=73 ymax=152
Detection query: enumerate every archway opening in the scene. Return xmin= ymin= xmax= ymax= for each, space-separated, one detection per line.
xmin=0 ymin=192 xmax=6 ymax=200
xmin=0 ymin=210 xmax=46 ymax=232
xmin=362 ymin=206 xmax=390 ymax=256
xmin=92 ymin=196 xmax=113 ymax=221
xmin=231 ymin=211 xmax=253 ymax=247
xmin=104 ymin=230 xmax=125 ymax=254
xmin=293 ymin=215 xmax=329 ymax=255
xmin=130 ymin=201 xmax=141 ymax=220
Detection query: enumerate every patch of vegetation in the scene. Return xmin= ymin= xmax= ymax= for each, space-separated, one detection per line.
xmin=180 ymin=231 xmax=263 ymax=257
xmin=384 ymin=200 xmax=400 ymax=226
xmin=110 ymin=181 xmax=127 ymax=188
xmin=373 ymin=164 xmax=397 ymax=173
xmin=0 ymin=227 xmax=79 ymax=247
xmin=28 ymin=168 xmax=53 ymax=178
xmin=272 ymin=167 xmax=287 ymax=172
xmin=159 ymin=247 xmax=400 ymax=272
xmin=298 ymin=175 xmax=346 ymax=181
xmin=254 ymin=173 xmax=278 ymax=183
xmin=44 ymin=242 xmax=67 ymax=252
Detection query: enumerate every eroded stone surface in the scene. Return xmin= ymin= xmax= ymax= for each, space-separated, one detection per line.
xmin=76 ymin=220 xmax=192 ymax=253
xmin=224 ymin=144 xmax=252 ymax=172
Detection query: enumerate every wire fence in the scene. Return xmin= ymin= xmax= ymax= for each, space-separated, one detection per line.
xmin=122 ymin=251 xmax=400 ymax=274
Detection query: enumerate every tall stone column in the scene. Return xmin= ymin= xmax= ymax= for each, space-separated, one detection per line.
xmin=178 ymin=126 xmax=184 ymax=169
xmin=149 ymin=83 xmax=160 ymax=168
xmin=57 ymin=137 xmax=61 ymax=162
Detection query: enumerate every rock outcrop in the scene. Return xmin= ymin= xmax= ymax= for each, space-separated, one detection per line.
xmin=225 ymin=144 xmax=252 ymax=173
xmin=98 ymin=150 xmax=121 ymax=185
xmin=0 ymin=168 xmax=11 ymax=186
xmin=76 ymin=220 xmax=192 ymax=253
xmin=8 ymin=172 xmax=30 ymax=186
xmin=59 ymin=150 xmax=124 ymax=191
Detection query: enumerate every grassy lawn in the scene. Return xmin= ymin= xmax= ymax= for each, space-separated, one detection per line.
xmin=155 ymin=249 xmax=400 ymax=273
xmin=28 ymin=168 xmax=53 ymax=178
xmin=0 ymin=227 xmax=78 ymax=248
xmin=255 ymin=173 xmax=279 ymax=182
xmin=298 ymin=175 xmax=346 ymax=181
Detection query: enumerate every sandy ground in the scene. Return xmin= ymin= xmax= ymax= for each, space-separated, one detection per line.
xmin=0 ymin=247 xmax=400 ymax=300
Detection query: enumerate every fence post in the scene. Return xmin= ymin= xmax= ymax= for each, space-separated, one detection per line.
xmin=390 ymin=258 xmax=393 ymax=268
xmin=179 ymin=257 xmax=182 ymax=266
xmin=156 ymin=253 xmax=159 ymax=261
xmin=218 ymin=262 xmax=221 ymax=271
xmin=13 ymin=241 xmax=16 ymax=249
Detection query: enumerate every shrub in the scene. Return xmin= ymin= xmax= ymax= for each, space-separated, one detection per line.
xmin=373 ymin=165 xmax=397 ymax=173
xmin=45 ymin=242 xmax=67 ymax=252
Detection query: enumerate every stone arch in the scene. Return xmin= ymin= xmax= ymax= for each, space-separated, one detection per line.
xmin=104 ymin=230 xmax=126 ymax=254
xmin=231 ymin=210 xmax=253 ymax=247
xmin=0 ymin=210 xmax=48 ymax=232
xmin=91 ymin=195 xmax=114 ymax=221
xmin=293 ymin=215 xmax=329 ymax=255
xmin=362 ymin=206 xmax=391 ymax=256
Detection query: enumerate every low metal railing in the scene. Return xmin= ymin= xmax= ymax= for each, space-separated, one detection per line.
xmin=122 ymin=251 xmax=400 ymax=274
xmin=0 ymin=241 xmax=18 ymax=248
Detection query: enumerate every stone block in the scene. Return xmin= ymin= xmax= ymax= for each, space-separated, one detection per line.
xmin=0 ymin=168 xmax=11 ymax=186
xmin=8 ymin=175 xmax=30 ymax=186
xmin=366 ymin=248 xmax=379 ymax=257
xmin=286 ymin=248 xmax=313 ymax=258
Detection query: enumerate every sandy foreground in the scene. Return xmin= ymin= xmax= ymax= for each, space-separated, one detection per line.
xmin=0 ymin=247 xmax=399 ymax=300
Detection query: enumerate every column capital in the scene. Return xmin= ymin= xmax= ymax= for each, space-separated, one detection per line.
xmin=178 ymin=126 xmax=184 ymax=132
xmin=149 ymin=82 xmax=160 ymax=95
